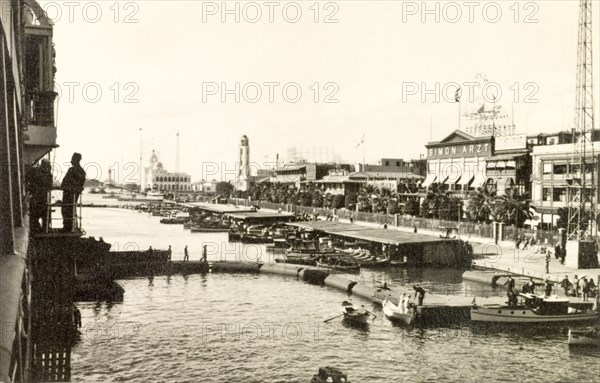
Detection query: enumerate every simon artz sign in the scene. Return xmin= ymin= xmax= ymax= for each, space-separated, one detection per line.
xmin=427 ymin=142 xmax=492 ymax=159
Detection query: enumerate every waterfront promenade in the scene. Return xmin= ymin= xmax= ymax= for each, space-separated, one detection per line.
xmin=248 ymin=202 xmax=600 ymax=285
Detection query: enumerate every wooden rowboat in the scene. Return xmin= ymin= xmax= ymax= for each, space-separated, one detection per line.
xmin=341 ymin=301 xmax=370 ymax=325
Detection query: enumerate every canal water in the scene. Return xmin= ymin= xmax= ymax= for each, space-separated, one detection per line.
xmin=71 ymin=195 xmax=599 ymax=382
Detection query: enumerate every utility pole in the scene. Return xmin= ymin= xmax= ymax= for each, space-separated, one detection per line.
xmin=139 ymin=128 xmax=143 ymax=191
xmin=175 ymin=132 xmax=180 ymax=196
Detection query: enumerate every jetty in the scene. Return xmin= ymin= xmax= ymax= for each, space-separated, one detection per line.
xmin=286 ymin=221 xmax=472 ymax=267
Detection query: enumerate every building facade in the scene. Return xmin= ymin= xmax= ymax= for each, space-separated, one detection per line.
xmin=145 ymin=150 xmax=192 ymax=192
xmin=423 ymin=130 xmax=492 ymax=192
xmin=530 ymin=140 xmax=600 ymax=228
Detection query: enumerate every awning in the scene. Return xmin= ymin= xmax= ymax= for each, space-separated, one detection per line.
xmin=446 ymin=174 xmax=461 ymax=184
xmin=458 ymin=174 xmax=475 ymax=185
xmin=421 ymin=174 xmax=437 ymax=188
xmin=484 ymin=153 xmax=527 ymax=161
xmin=471 ymin=174 xmax=487 ymax=188
xmin=439 ymin=176 xmax=450 ymax=185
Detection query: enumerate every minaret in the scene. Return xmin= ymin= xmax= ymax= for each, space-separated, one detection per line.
xmin=237 ymin=135 xmax=250 ymax=191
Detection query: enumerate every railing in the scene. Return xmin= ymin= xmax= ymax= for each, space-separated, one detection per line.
xmin=228 ymin=198 xmax=560 ymax=242
xmin=26 ymin=91 xmax=56 ymax=127
xmin=34 ymin=191 xmax=83 ymax=234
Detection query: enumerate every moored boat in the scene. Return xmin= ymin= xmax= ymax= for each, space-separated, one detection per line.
xmin=382 ymin=297 xmax=416 ymax=325
xmin=190 ymin=226 xmax=230 ymax=233
xmin=341 ymin=301 xmax=370 ymax=325
xmin=316 ymin=261 xmax=360 ymax=273
xmin=470 ymin=294 xmax=599 ymax=323
xmin=356 ymin=257 xmax=391 ymax=268
xmin=568 ymin=328 xmax=600 ymax=347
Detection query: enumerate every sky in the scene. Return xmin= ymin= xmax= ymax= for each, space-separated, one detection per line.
xmin=42 ymin=0 xmax=600 ymax=184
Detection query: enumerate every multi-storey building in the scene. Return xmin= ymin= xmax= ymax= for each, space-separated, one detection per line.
xmin=530 ymin=140 xmax=600 ymax=229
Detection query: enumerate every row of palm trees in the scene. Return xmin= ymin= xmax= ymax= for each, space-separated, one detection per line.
xmin=238 ymin=181 xmax=533 ymax=229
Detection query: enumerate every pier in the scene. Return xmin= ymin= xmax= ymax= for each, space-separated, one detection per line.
xmin=286 ymin=221 xmax=472 ymax=267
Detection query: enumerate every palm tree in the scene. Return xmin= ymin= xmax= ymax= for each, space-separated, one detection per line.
xmin=466 ymin=187 xmax=496 ymax=224
xmin=358 ymin=184 xmax=379 ymax=212
xmin=377 ymin=187 xmax=396 ymax=214
xmin=422 ymin=183 xmax=449 ymax=219
xmin=493 ymin=188 xmax=533 ymax=240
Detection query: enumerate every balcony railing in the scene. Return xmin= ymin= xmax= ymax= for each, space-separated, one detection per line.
xmin=26 ymin=91 xmax=56 ymax=127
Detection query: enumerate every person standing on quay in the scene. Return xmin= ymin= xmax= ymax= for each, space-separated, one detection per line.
xmin=545 ymin=251 xmax=551 ymax=274
xmin=60 ymin=153 xmax=86 ymax=231
xmin=183 ymin=245 xmax=189 ymax=262
xmin=413 ymin=285 xmax=426 ymax=306
xmin=544 ymin=279 xmax=553 ymax=297
xmin=581 ymin=277 xmax=589 ymax=301
xmin=560 ymin=275 xmax=572 ymax=296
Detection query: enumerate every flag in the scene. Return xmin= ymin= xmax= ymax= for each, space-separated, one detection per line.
xmin=356 ymin=134 xmax=365 ymax=149
xmin=454 ymin=87 xmax=462 ymax=103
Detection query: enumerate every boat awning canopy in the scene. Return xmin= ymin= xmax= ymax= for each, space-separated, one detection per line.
xmin=421 ymin=174 xmax=437 ymax=188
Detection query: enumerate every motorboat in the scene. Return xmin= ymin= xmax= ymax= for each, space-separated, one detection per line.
xmin=382 ymin=297 xmax=416 ymax=325
xmin=470 ymin=294 xmax=598 ymax=323
xmin=568 ymin=328 xmax=600 ymax=347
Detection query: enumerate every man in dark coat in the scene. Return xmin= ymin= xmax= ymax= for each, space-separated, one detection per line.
xmin=413 ymin=285 xmax=426 ymax=306
xmin=27 ymin=159 xmax=53 ymax=232
xmin=61 ymin=153 xmax=86 ymax=231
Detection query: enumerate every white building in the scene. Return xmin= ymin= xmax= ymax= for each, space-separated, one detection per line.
xmin=144 ymin=150 xmax=192 ymax=192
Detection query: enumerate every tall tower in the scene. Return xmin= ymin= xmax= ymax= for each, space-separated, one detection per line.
xmin=567 ymin=0 xmax=596 ymax=241
xmin=237 ymin=135 xmax=250 ymax=191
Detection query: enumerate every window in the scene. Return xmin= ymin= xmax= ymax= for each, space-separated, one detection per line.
xmin=396 ymin=161 xmax=400 ymax=166
xmin=543 ymin=187 xmax=552 ymax=202
xmin=553 ymin=164 xmax=567 ymax=175
xmin=542 ymin=163 xmax=552 ymax=175
xmin=569 ymin=163 xmax=581 ymax=174
xmin=385 ymin=161 xmax=389 ymax=166
xmin=505 ymin=161 xmax=516 ymax=170
xmin=553 ymin=188 xmax=567 ymax=202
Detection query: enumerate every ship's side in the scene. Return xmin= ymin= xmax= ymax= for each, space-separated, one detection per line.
xmin=1 ymin=0 xmax=58 ymax=381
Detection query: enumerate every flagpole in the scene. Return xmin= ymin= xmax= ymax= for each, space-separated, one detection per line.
xmin=458 ymin=101 xmax=461 ymax=131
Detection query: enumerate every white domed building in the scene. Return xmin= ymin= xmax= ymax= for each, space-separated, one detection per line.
xmin=144 ymin=150 xmax=192 ymax=192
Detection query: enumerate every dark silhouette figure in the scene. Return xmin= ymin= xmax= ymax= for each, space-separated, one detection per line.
xmin=413 ymin=286 xmax=426 ymax=306
xmin=183 ymin=245 xmax=189 ymax=262
xmin=61 ymin=153 xmax=86 ymax=231
xmin=26 ymin=159 xmax=53 ymax=232
xmin=202 ymin=245 xmax=208 ymax=262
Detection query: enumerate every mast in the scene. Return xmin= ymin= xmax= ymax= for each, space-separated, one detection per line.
xmin=139 ymin=127 xmax=143 ymax=191
xmin=176 ymin=132 xmax=180 ymax=194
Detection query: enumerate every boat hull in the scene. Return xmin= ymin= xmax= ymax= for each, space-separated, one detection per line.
xmin=341 ymin=302 xmax=370 ymax=324
xmin=382 ymin=299 xmax=415 ymax=325
xmin=568 ymin=329 xmax=600 ymax=347
xmin=470 ymin=306 xmax=599 ymax=323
